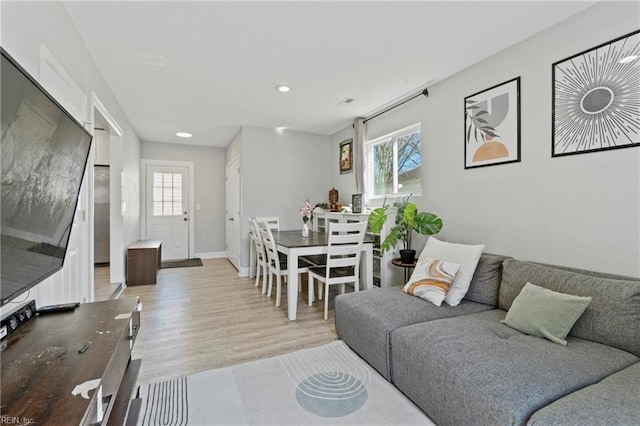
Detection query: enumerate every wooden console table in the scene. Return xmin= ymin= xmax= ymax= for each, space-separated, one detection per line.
xmin=127 ymin=239 xmax=162 ymax=285
xmin=0 ymin=297 xmax=142 ymax=425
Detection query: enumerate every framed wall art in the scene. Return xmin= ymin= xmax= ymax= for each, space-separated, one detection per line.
xmin=552 ymin=29 xmax=640 ymax=157
xmin=352 ymin=193 xmax=363 ymax=213
xmin=339 ymin=138 xmax=353 ymax=174
xmin=464 ymin=77 xmax=521 ymax=169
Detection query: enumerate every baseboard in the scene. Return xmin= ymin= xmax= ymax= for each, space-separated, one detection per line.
xmin=195 ymin=251 xmax=226 ymax=259
xmin=110 ymin=283 xmax=124 ymax=300
xmin=238 ymin=267 xmax=250 ymax=277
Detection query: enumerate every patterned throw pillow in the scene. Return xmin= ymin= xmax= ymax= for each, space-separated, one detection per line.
xmin=419 ymin=237 xmax=485 ymax=307
xmin=402 ymin=257 xmax=461 ymax=306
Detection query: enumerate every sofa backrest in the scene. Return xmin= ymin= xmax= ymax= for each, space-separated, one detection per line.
xmin=499 ymin=259 xmax=640 ymax=357
xmin=463 ymin=253 xmax=511 ymax=307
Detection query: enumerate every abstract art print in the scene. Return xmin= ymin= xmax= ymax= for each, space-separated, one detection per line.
xmin=464 ymin=77 xmax=521 ymax=169
xmin=552 ymin=30 xmax=640 ymax=157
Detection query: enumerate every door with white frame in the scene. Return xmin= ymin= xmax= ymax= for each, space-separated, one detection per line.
xmin=145 ymin=164 xmax=190 ymax=260
xmin=34 ymin=44 xmax=90 ymax=306
xmin=226 ymin=157 xmax=241 ymax=271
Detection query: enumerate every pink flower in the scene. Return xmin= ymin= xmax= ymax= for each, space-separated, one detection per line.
xmin=299 ymin=199 xmax=312 ymax=223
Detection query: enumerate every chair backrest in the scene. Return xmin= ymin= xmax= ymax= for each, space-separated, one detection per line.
xmin=250 ymin=219 xmax=266 ymax=262
xmin=256 ymin=219 xmax=281 ymax=273
xmin=325 ymin=221 xmax=367 ymax=281
xmin=255 ymin=216 xmax=280 ymax=231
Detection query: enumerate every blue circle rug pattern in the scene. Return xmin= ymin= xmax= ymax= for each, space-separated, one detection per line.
xmin=295 ymin=371 xmax=368 ymax=417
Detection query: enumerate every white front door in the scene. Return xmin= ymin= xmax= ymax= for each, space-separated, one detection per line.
xmin=145 ymin=165 xmax=189 ymax=260
xmin=226 ymin=158 xmax=241 ymax=271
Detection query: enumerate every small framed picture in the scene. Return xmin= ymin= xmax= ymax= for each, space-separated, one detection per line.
xmin=339 ymin=139 xmax=353 ymax=174
xmin=464 ymin=77 xmax=521 ymax=169
xmin=352 ymin=193 xmax=363 ymax=213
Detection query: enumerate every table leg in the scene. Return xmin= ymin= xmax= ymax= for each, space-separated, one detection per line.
xmin=287 ymin=251 xmax=299 ymax=321
xmin=362 ymin=243 xmax=373 ymax=290
xmin=249 ymin=239 xmax=256 ymax=278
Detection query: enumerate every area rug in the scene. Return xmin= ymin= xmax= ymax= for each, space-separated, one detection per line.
xmin=137 ymin=340 xmax=434 ymax=425
xmin=160 ymin=258 xmax=203 ymax=269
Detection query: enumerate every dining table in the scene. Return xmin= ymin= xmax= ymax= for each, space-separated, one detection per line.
xmin=274 ymin=229 xmax=374 ymax=321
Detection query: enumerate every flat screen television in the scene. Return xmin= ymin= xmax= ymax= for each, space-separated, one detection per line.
xmin=1 ymin=48 xmax=93 ymax=306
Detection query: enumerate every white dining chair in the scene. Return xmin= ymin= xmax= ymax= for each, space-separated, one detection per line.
xmin=257 ymin=219 xmax=312 ymax=308
xmin=249 ymin=219 xmax=268 ymax=293
xmin=255 ymin=216 xmax=280 ymax=231
xmin=307 ymin=221 xmax=368 ymax=320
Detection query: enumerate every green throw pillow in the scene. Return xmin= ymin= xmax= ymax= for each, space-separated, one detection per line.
xmin=501 ymin=282 xmax=592 ymax=345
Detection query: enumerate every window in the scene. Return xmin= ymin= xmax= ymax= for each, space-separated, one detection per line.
xmin=152 ymin=172 xmax=183 ymax=216
xmin=366 ymin=124 xmax=422 ymax=198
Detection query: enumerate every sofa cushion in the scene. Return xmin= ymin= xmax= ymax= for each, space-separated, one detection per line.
xmin=402 ymin=257 xmax=460 ymax=306
xmin=464 ymin=253 xmax=511 ymax=307
xmin=502 ymin=282 xmax=592 ymax=345
xmin=499 ymin=259 xmax=640 ymax=357
xmin=528 ymin=362 xmax=640 ymax=425
xmin=390 ymin=310 xmax=639 ymax=426
xmin=334 ymin=287 xmax=493 ymax=380
xmin=419 ymin=237 xmax=485 ymax=306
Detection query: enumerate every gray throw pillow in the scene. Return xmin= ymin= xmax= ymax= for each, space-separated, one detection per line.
xmin=501 ymin=282 xmax=592 ymax=345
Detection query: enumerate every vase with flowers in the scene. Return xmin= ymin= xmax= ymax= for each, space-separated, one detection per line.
xmin=299 ymin=199 xmax=312 ymax=237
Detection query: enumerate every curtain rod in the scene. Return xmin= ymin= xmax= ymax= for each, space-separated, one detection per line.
xmin=363 ymin=88 xmax=429 ymax=124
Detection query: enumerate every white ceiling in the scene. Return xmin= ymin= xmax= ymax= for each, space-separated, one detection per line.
xmin=63 ymin=1 xmax=597 ymax=148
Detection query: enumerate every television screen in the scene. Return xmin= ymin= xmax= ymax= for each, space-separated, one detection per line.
xmin=1 ymin=48 xmax=92 ymax=306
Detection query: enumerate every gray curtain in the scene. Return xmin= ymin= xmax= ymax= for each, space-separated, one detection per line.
xmin=353 ymin=118 xmax=366 ymax=194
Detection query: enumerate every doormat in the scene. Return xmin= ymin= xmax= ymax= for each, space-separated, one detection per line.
xmin=161 ymin=258 xmax=203 ymax=269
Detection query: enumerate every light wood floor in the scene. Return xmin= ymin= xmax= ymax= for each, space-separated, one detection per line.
xmin=93 ymin=264 xmax=120 ymax=301
xmin=120 ymin=258 xmax=339 ymax=384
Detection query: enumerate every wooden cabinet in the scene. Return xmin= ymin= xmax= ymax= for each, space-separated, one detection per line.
xmin=0 ymin=298 xmax=142 ymax=426
xmin=313 ymin=211 xmax=403 ymax=287
xmin=127 ymin=239 xmax=161 ymax=285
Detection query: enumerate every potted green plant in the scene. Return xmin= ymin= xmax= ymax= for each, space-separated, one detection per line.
xmin=368 ymin=196 xmax=443 ymax=264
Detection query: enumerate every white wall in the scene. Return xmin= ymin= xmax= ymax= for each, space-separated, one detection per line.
xmin=141 ymin=140 xmax=227 ymax=255
xmin=231 ymin=126 xmax=332 ymax=272
xmin=1 ymin=0 xmax=142 ymax=311
xmin=94 ymin=129 xmax=110 ymax=165
xmin=334 ymin=1 xmax=640 ymax=277
xmin=226 ymin=127 xmax=243 ymax=164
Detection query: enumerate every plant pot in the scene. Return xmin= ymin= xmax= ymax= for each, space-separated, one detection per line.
xmin=399 ymin=249 xmax=416 ymax=264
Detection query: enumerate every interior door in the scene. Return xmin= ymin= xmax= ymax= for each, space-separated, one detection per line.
xmin=34 ymin=44 xmax=90 ymax=305
xmin=226 ymin=158 xmax=241 ymax=271
xmin=145 ymin=165 xmax=189 ymax=260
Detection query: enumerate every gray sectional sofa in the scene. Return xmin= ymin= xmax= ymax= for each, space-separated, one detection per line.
xmin=335 ymin=254 xmax=640 ymax=425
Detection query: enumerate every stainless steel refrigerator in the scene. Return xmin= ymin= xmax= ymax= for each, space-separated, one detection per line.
xmin=94 ymin=165 xmax=110 ymax=264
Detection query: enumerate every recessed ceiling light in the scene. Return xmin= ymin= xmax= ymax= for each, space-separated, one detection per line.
xmin=275 ymin=85 xmax=291 ymax=93
xmin=620 ymin=55 xmax=639 ymax=64
xmin=275 ymin=126 xmax=287 ymax=131
xmin=176 ymin=132 xmax=192 ymax=138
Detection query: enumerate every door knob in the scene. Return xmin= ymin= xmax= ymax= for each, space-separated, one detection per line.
xmin=183 ymin=218 xmax=188 ymax=221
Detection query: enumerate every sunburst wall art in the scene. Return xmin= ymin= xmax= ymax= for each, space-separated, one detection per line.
xmin=464 ymin=77 xmax=521 ymax=169
xmin=552 ymin=29 xmax=640 ymax=157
